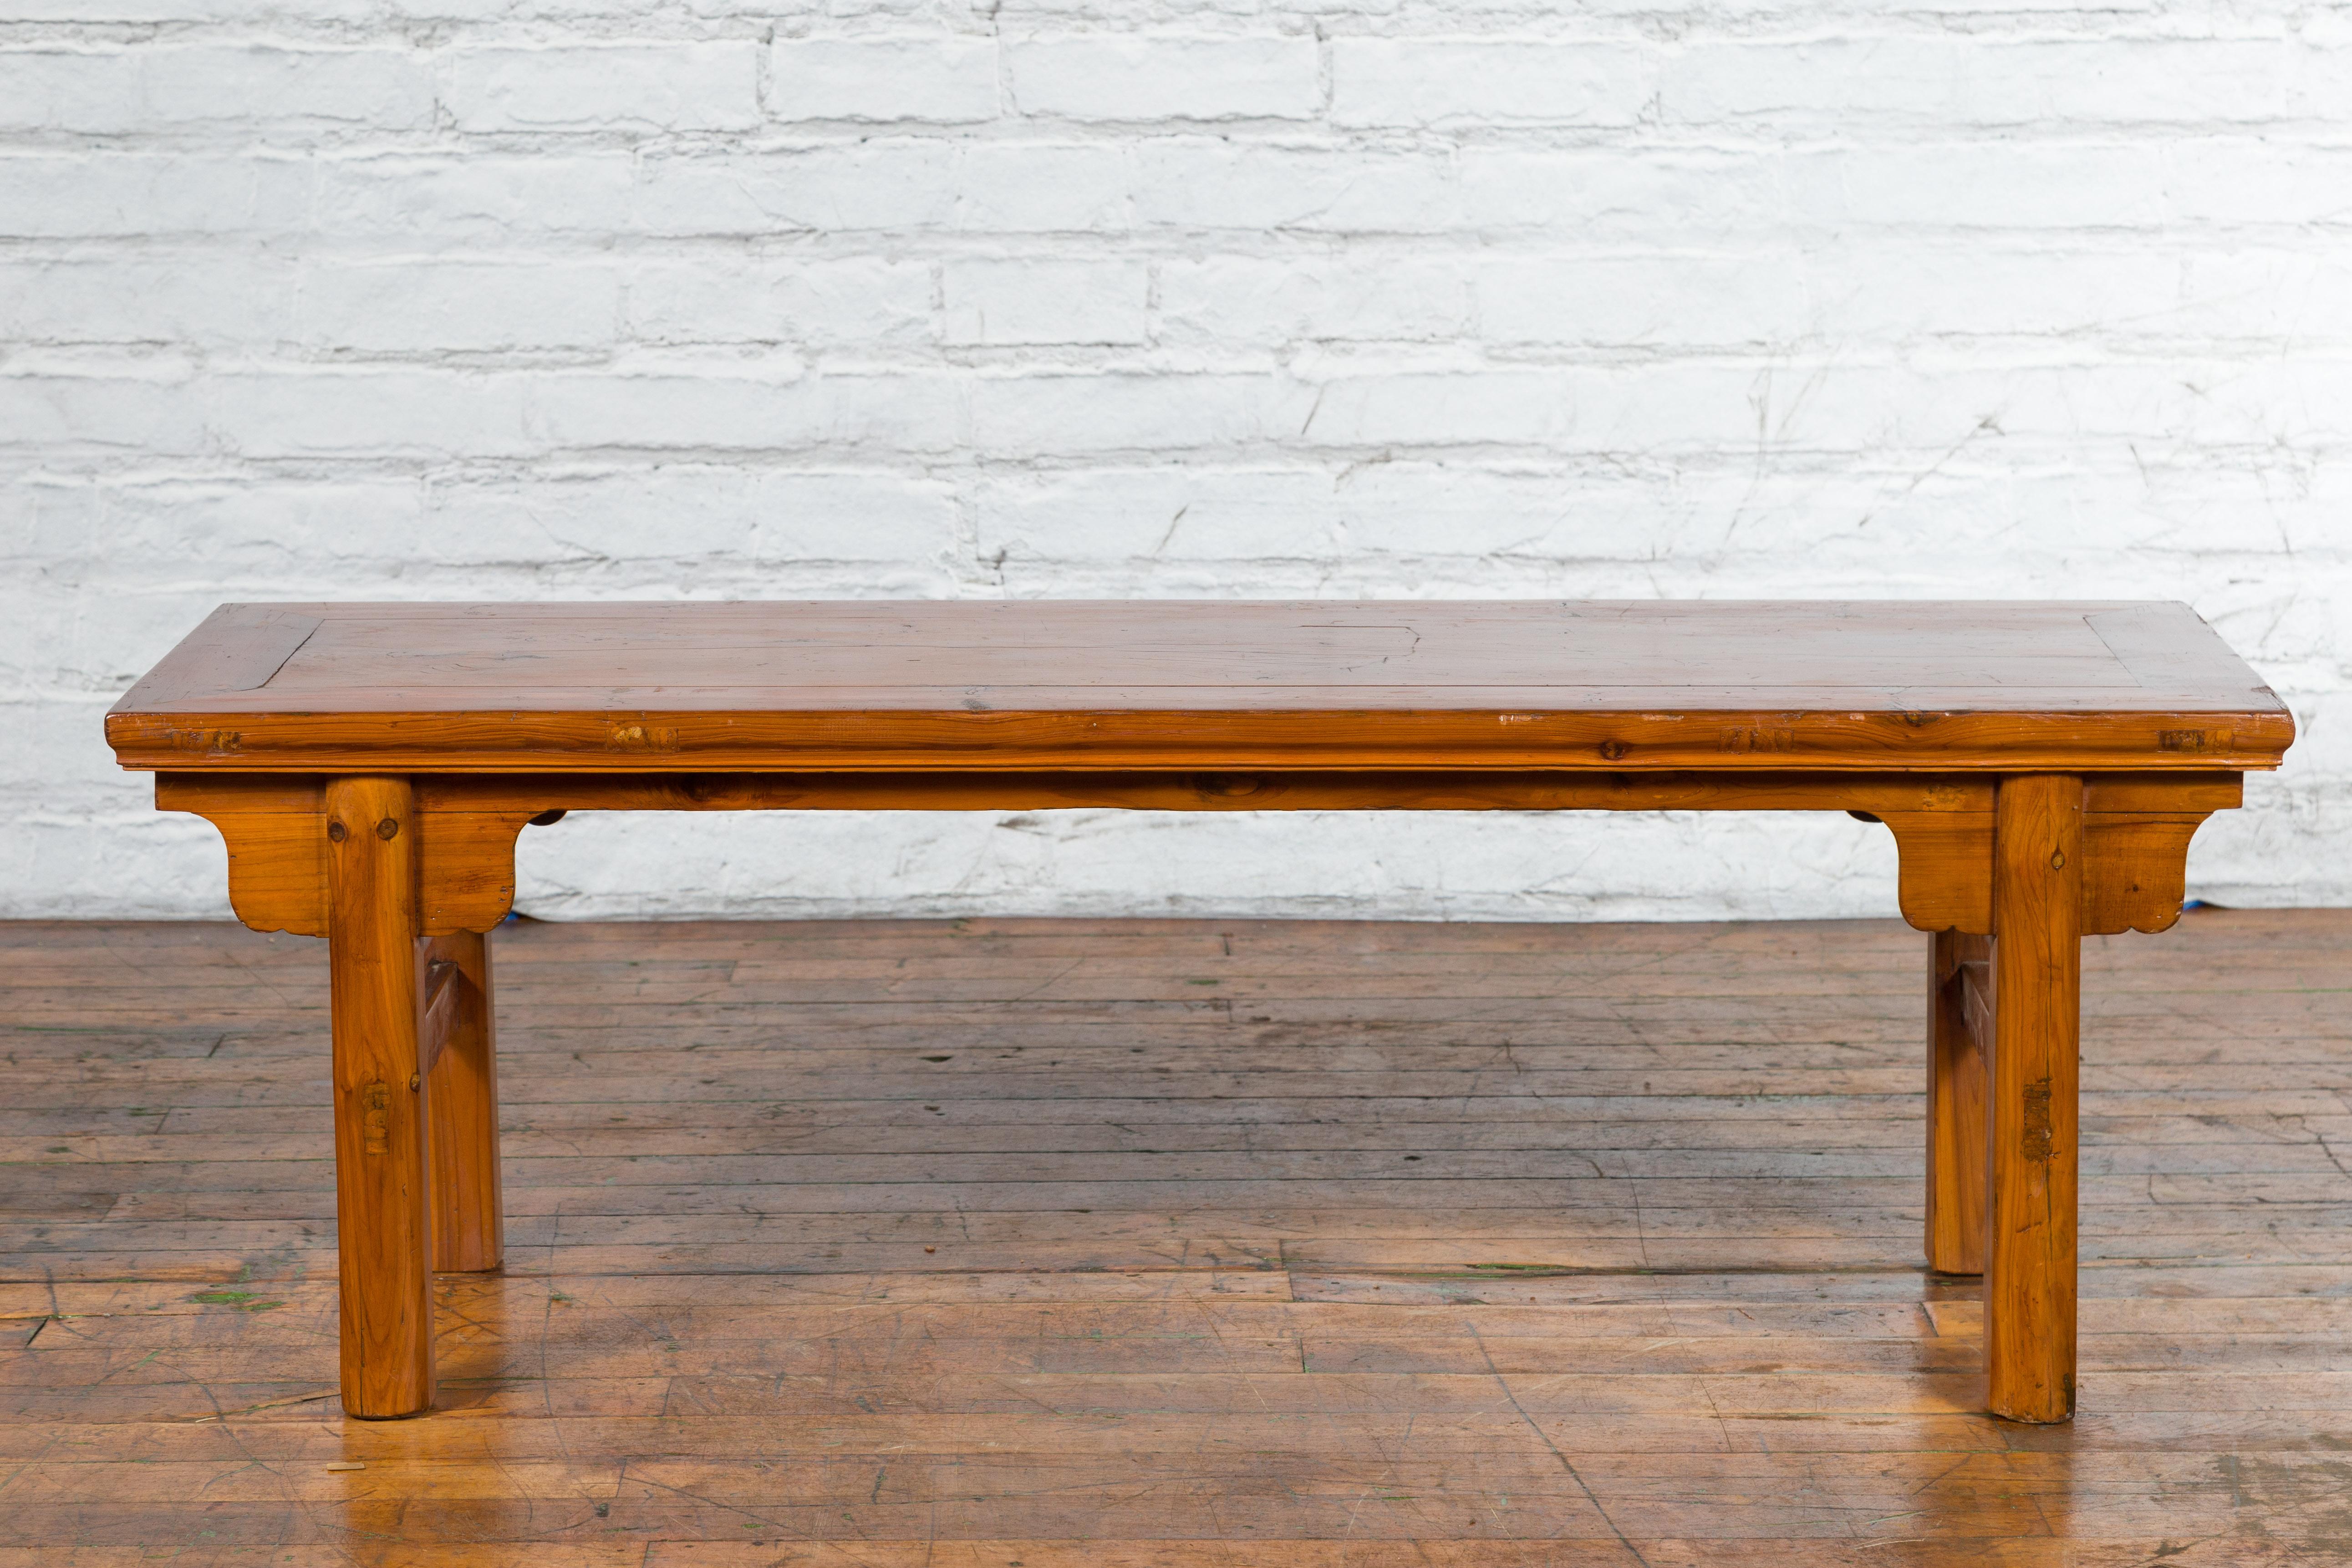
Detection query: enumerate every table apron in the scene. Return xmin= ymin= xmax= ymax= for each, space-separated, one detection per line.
xmin=153 ymin=768 xmax=2240 ymax=944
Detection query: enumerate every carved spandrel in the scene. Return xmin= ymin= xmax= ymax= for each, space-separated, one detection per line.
xmin=154 ymin=769 xmax=2240 ymax=943
xmin=1879 ymin=812 xmax=1997 ymax=936
xmin=1872 ymin=794 xmax=2225 ymax=939
xmin=156 ymin=774 xmax=538 ymax=939
xmin=2080 ymin=813 xmax=2215 ymax=936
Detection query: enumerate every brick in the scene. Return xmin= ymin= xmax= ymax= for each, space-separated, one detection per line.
xmin=141 ymin=46 xmax=433 ymax=131
xmin=1790 ymin=144 xmax=2167 ymax=230
xmin=1134 ymin=141 xmax=1457 ymax=233
xmin=1330 ymin=38 xmax=1651 ymax=127
xmin=423 ymin=469 xmax=965 ymax=586
xmin=310 ymin=153 xmax=636 ymax=240
xmin=1799 ymin=244 xmax=2185 ymax=340
xmin=0 ymin=365 xmax=209 ymax=456
xmin=0 ymin=154 xmax=312 ymax=238
xmin=1298 ymin=368 xmax=1587 ymax=447
xmin=1156 ymin=255 xmax=1470 ymax=345
xmin=625 ymin=258 xmax=936 ymax=347
xmin=0 ymin=0 xmax=372 ymax=23
xmin=0 ymin=257 xmax=298 ymax=347
xmin=2165 ymin=140 xmax=2352 ymax=227
xmin=943 ymin=259 xmax=1148 ymax=345
xmin=1480 ymin=254 xmax=1809 ymax=346
xmin=0 ymin=50 xmax=144 ymax=133
xmin=1678 ymin=358 xmax=2352 ymax=453
xmin=1008 ymin=34 xmax=1321 ymax=121
xmin=443 ymin=42 xmax=762 ymax=133
xmin=956 ymin=143 xmax=1132 ymax=232
xmin=769 ymin=36 xmax=999 ymax=123
xmin=209 ymin=367 xmax=963 ymax=460
xmin=529 ymin=369 xmax=962 ymax=454
xmin=634 ymin=145 xmax=959 ymax=235
xmin=2173 ymin=250 xmax=2352 ymax=341
xmin=1664 ymin=37 xmax=2305 ymax=128
xmin=1458 ymin=148 xmax=1780 ymax=237
xmin=203 ymin=368 xmax=536 ymax=458
xmin=297 ymin=261 xmax=622 ymax=352
xmin=968 ymin=372 xmax=1311 ymax=456
xmin=973 ymin=468 xmax=1341 ymax=563
xmin=64 ymin=479 xmax=426 ymax=583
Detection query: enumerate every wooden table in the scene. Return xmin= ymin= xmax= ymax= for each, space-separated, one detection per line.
xmin=107 ymin=600 xmax=2293 ymax=1424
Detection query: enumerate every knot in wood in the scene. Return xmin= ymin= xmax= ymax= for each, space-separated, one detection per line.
xmin=361 ymin=1081 xmax=390 ymax=1156
xmin=376 ymin=818 xmax=399 ymax=840
xmin=2049 ymin=849 xmax=2065 ymax=870
xmin=2021 ymin=1076 xmax=2056 ymax=1162
xmin=327 ymin=820 xmax=346 ymax=843
xmin=1193 ymin=773 xmax=1267 ymax=799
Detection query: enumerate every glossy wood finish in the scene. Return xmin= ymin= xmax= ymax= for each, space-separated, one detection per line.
xmin=103 ymin=599 xmax=2294 ymax=1430
xmin=107 ymin=601 xmax=2294 ymax=774
xmin=151 ymin=768 xmax=2245 ymax=943
xmin=423 ymin=931 xmax=503 ymax=1276
xmin=322 ymin=777 xmax=435 ymax=1419
xmin=7 ymin=911 xmax=2352 ymax=1562
xmin=1985 ymin=776 xmax=2087 ymax=1423
xmin=1926 ymin=931 xmax=1992 ymax=1277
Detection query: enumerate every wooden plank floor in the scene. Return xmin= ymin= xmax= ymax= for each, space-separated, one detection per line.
xmin=5 ymin=910 xmax=2352 ymax=1566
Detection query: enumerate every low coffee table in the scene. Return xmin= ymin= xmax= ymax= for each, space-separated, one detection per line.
xmin=106 ymin=600 xmax=2293 ymax=1421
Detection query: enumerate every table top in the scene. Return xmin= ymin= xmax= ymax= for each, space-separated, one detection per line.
xmin=107 ymin=599 xmax=2293 ymax=774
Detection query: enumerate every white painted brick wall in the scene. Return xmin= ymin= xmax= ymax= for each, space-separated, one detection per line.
xmin=1008 ymin=36 xmax=1324 ymax=122
xmin=443 ymin=44 xmax=764 ymax=133
xmin=1329 ymin=40 xmax=1652 ymax=127
xmin=770 ymin=37 xmax=1001 ymax=124
xmin=4 ymin=4 xmax=2346 ymax=927
xmin=943 ymin=258 xmax=1151 ymax=345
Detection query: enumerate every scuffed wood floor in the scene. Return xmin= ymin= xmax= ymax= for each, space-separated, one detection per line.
xmin=5 ymin=911 xmax=2352 ymax=1566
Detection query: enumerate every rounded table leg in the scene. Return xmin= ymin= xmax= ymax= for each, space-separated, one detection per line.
xmin=326 ymin=775 xmax=436 ymax=1419
xmin=1985 ymin=774 xmax=2083 ymax=1424
xmin=426 ymin=928 xmax=505 ymax=1273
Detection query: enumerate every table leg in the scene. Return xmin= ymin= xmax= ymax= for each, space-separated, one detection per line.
xmin=326 ymin=776 xmax=436 ymax=1419
xmin=1926 ymin=930 xmax=1991 ymax=1276
xmin=425 ymin=929 xmax=504 ymax=1273
xmin=1985 ymin=774 xmax=2083 ymax=1423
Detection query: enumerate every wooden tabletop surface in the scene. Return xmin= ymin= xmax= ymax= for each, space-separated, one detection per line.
xmin=106 ymin=600 xmax=2293 ymax=774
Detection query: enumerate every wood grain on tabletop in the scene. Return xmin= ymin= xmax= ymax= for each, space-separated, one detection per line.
xmin=5 ymin=909 xmax=2351 ymax=1561
xmin=103 ymin=600 xmax=2294 ymax=772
